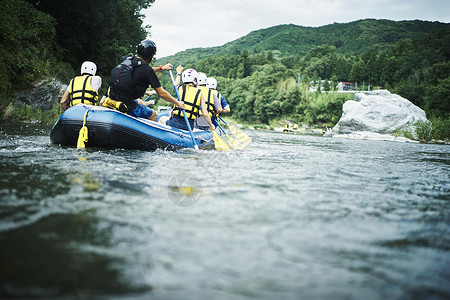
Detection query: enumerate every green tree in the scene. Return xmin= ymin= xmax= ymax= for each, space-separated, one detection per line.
xmin=25 ymin=0 xmax=154 ymax=74
xmin=0 ymin=0 xmax=63 ymax=96
xmin=240 ymin=50 xmax=251 ymax=77
xmin=425 ymin=76 xmax=450 ymax=117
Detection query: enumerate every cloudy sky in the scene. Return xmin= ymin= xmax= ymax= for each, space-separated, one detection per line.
xmin=142 ymin=0 xmax=449 ymax=58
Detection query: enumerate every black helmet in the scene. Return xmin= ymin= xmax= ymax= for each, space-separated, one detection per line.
xmin=137 ymin=40 xmax=157 ymax=60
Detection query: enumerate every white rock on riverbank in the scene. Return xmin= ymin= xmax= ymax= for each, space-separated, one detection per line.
xmin=325 ymin=90 xmax=427 ymax=141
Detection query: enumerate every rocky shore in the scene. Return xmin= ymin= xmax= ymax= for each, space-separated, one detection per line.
xmin=324 ymin=90 xmax=428 ymax=142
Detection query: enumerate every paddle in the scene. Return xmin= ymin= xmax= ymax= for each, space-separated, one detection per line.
xmin=211 ymin=127 xmax=231 ymax=151
xmin=218 ymin=116 xmax=252 ymax=146
xmin=168 ymin=70 xmax=199 ymax=150
xmin=212 ymin=118 xmax=244 ymax=150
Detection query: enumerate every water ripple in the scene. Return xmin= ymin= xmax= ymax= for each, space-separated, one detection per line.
xmin=1 ymin=126 xmax=449 ymax=299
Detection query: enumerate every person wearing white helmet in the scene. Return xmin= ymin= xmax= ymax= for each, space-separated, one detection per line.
xmin=60 ymin=61 xmax=102 ymax=111
xmin=166 ymin=66 xmax=215 ymax=131
xmin=194 ymin=72 xmax=222 ymax=130
xmin=196 ymin=72 xmax=208 ymax=86
xmin=207 ymin=77 xmax=230 ymax=114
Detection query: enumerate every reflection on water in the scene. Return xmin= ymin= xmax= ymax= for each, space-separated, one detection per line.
xmin=167 ymin=173 xmax=202 ymax=207
xmin=0 ymin=124 xmax=449 ymax=299
xmin=0 ymin=213 xmax=151 ymax=298
xmin=72 ymin=172 xmax=100 ymax=192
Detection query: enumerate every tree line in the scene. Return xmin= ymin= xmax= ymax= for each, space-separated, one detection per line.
xmin=158 ymin=19 xmax=449 ymax=125
xmin=1 ymin=1 xmax=448 ymax=129
xmin=0 ymin=0 xmax=154 ymax=100
xmin=168 ymin=28 xmax=449 ymax=125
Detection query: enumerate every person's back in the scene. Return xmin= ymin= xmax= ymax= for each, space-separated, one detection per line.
xmin=102 ymin=39 xmax=185 ymax=121
xmin=195 ymin=73 xmax=221 ymax=130
xmin=167 ymin=68 xmax=214 ymax=132
xmin=207 ymin=77 xmax=230 ymax=114
xmin=69 ymin=74 xmax=98 ymax=105
xmin=170 ymin=82 xmax=202 ymax=130
xmin=60 ymin=61 xmax=101 ymax=111
xmin=107 ymin=56 xmax=143 ymax=110
xmin=198 ymin=85 xmax=214 ymax=112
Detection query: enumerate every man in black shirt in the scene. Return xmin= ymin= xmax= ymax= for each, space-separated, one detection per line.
xmin=103 ymin=40 xmax=185 ymax=121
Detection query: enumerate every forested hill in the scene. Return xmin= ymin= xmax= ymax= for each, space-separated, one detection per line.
xmin=156 ymin=18 xmax=449 ymax=125
xmin=1 ymin=1 xmax=448 ymax=129
xmin=159 ymin=19 xmax=449 ymax=66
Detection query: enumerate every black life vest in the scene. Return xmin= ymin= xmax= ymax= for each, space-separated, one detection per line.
xmin=108 ymin=56 xmax=142 ymax=101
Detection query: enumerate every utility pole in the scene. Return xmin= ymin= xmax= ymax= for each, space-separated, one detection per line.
xmin=297 ymin=74 xmax=301 ymax=86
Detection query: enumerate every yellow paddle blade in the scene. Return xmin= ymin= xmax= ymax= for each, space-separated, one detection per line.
xmin=212 ymin=130 xmax=231 ymax=151
xmin=77 ymin=126 xmax=88 ymax=148
xmin=229 ymin=125 xmax=252 ymax=146
xmin=225 ymin=134 xmax=246 ymax=150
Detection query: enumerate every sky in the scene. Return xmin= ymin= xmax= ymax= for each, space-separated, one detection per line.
xmin=142 ymin=0 xmax=450 ymax=59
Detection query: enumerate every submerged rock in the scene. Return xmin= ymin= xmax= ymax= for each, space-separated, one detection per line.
xmin=325 ymin=90 xmax=427 ymax=139
xmin=13 ymin=78 xmax=67 ymax=111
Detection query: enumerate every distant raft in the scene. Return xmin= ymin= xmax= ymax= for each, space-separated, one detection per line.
xmin=50 ymin=105 xmax=215 ymax=151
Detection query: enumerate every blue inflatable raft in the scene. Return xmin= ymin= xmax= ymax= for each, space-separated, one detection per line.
xmin=50 ymin=105 xmax=215 ymax=151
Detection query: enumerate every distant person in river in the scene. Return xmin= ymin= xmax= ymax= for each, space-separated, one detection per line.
xmin=60 ymin=61 xmax=102 ymax=111
xmin=101 ymin=39 xmax=185 ymax=121
xmin=194 ymin=72 xmax=222 ymax=130
xmin=206 ymin=77 xmax=230 ymax=115
xmin=166 ymin=68 xmax=215 ymax=131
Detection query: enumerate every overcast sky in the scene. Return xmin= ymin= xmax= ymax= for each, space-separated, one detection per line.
xmin=142 ymin=0 xmax=449 ymax=59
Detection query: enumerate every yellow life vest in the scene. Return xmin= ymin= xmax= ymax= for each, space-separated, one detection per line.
xmin=197 ymin=85 xmax=215 ymax=117
xmin=210 ymin=89 xmax=222 ymax=106
xmin=173 ymin=84 xmax=201 ymax=120
xmin=69 ymin=75 xmax=98 ymax=106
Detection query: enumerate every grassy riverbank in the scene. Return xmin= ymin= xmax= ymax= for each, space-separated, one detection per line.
xmin=0 ymin=101 xmax=62 ymax=125
xmin=1 ymin=99 xmax=449 ymax=144
xmin=235 ymin=115 xmax=450 ymax=143
xmin=392 ymin=117 xmax=450 ymax=143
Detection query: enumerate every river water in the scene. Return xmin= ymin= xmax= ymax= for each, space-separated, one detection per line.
xmin=0 ymin=123 xmax=449 ymax=300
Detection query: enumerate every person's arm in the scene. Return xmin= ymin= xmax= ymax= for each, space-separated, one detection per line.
xmin=153 ymin=63 xmax=173 ymax=73
xmin=199 ymin=95 xmax=214 ymax=130
xmin=144 ymin=90 xmax=157 ymax=97
xmin=154 ymin=86 xmax=185 ymax=109
xmin=175 ymin=65 xmax=183 ymax=86
xmin=221 ymin=95 xmax=230 ymax=113
xmin=60 ymin=90 xmax=70 ymax=111
xmin=138 ymin=90 xmax=157 ymax=106
xmin=137 ymin=98 xmax=155 ymax=106
xmin=91 ymin=76 xmax=102 ymax=93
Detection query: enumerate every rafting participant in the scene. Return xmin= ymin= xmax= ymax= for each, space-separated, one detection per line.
xmin=101 ymin=39 xmax=185 ymax=121
xmin=60 ymin=61 xmax=102 ymax=111
xmin=206 ymin=77 xmax=230 ymax=114
xmin=167 ymin=68 xmax=215 ymax=131
xmin=194 ymin=72 xmax=222 ymax=130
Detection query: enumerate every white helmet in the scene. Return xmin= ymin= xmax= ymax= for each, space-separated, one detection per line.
xmin=182 ymin=68 xmax=198 ymax=84
xmin=197 ymin=72 xmax=207 ymax=86
xmin=81 ymin=61 xmax=97 ymax=76
xmin=206 ymin=77 xmax=217 ymax=89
